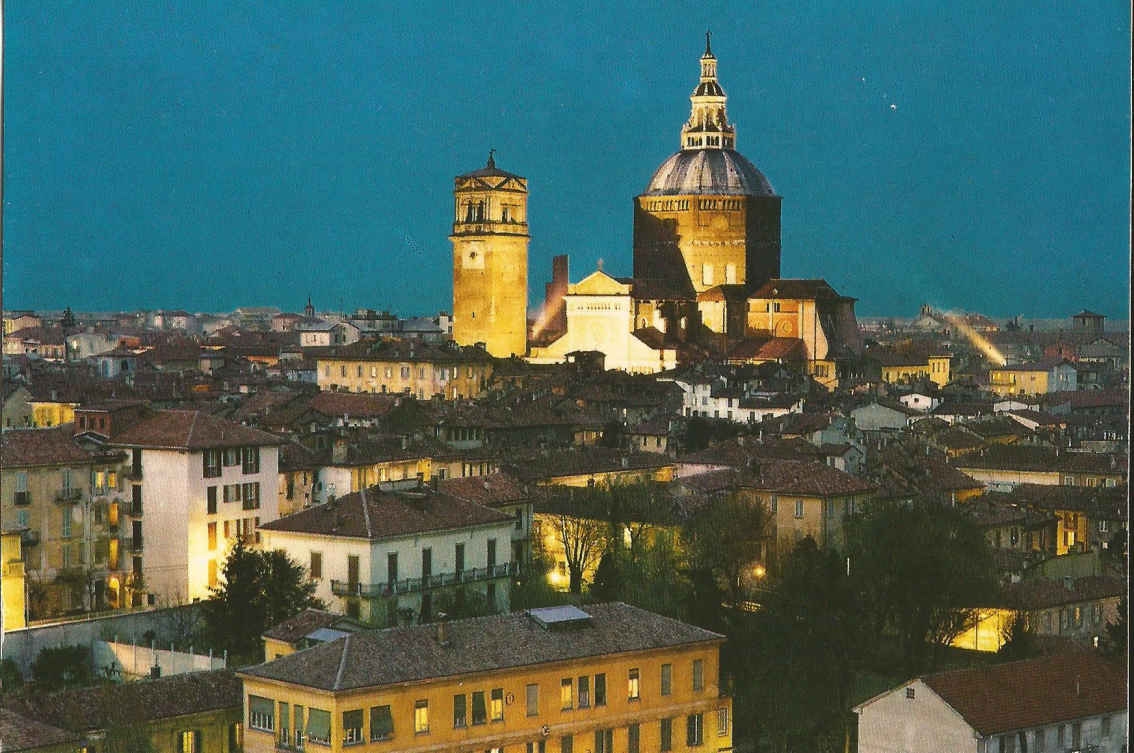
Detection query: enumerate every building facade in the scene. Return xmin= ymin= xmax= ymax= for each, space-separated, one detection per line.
xmin=239 ymin=603 xmax=732 ymax=753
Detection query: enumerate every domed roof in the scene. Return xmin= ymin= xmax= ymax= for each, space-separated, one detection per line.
xmin=642 ymin=148 xmax=776 ymax=197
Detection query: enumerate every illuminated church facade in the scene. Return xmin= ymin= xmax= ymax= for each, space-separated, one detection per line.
xmin=453 ymin=36 xmax=861 ymax=386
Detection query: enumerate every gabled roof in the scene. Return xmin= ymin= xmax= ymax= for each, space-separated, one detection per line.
xmin=1 ymin=669 xmax=241 ymax=732
xmin=0 ymin=425 xmax=92 ymax=467
xmin=920 ymin=653 xmax=1126 ymax=735
xmin=0 ymin=708 xmax=81 ymax=751
xmin=748 ymin=278 xmax=850 ymax=301
xmin=263 ymin=608 xmax=350 ymax=644
xmin=569 ymin=270 xmax=632 ymax=296
xmin=260 ymin=484 xmax=511 ymax=541
xmin=109 ymin=410 xmax=283 ymax=450
xmin=439 ymin=471 xmax=531 ymax=508
xmin=240 ymin=603 xmax=722 ymax=692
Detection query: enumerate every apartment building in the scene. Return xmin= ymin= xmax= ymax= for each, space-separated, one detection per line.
xmin=260 ymin=482 xmax=515 ymax=626
xmin=314 ymin=340 xmax=493 ymax=399
xmin=74 ymin=404 xmax=282 ymax=603
xmin=0 ymin=426 xmax=128 ymax=616
xmin=238 ymin=603 xmax=732 ymax=753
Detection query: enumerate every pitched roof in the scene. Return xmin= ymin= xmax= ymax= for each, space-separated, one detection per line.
xmin=920 ymin=653 xmax=1126 ymax=734
xmin=262 ymin=608 xmax=347 ymax=644
xmin=260 ymin=484 xmax=511 ymax=540
xmin=1 ymin=669 xmax=241 ymax=732
xmin=439 ymin=471 xmax=531 ymax=508
xmin=748 ymin=278 xmax=848 ymax=301
xmin=995 ymin=575 xmax=1127 ymax=609
xmin=109 ymin=410 xmax=283 ymax=450
xmin=0 ymin=708 xmax=81 ymax=751
xmin=953 ymin=445 xmax=1125 ymax=475
xmin=0 ymin=425 xmax=92 ymax=467
xmin=240 ymin=602 xmax=722 ymax=691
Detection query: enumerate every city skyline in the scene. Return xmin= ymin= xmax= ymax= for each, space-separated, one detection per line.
xmin=2 ymin=1 xmax=1130 ymax=318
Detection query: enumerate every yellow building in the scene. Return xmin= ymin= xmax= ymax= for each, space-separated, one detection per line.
xmin=315 ymin=340 xmax=493 ymax=399
xmin=2 ymin=530 xmax=28 ymax=630
xmin=30 ymin=399 xmax=79 ymax=428
xmin=0 ymin=669 xmax=243 ymax=753
xmin=874 ymin=352 xmax=952 ymax=387
xmin=451 ymin=152 xmax=529 ymax=358
xmin=988 ymin=359 xmax=1077 ymax=397
xmin=239 ymin=603 xmax=732 ymax=753
xmin=0 ymin=427 xmax=130 ymax=617
xmin=744 ymin=279 xmax=862 ymax=390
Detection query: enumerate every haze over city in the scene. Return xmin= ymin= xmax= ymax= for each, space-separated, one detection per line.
xmin=3 ymin=0 xmax=1130 ymax=318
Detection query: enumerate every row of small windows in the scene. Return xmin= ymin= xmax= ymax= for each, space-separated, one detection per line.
xmin=324 ymin=364 xmax=483 ymax=380
xmin=248 ymin=661 xmax=712 ymax=746
xmin=203 ymin=446 xmax=260 ymax=477
xmin=700 ymin=263 xmax=737 ymax=286
xmin=684 ymin=135 xmax=733 ymax=148
xmin=645 ymin=199 xmax=690 ymax=212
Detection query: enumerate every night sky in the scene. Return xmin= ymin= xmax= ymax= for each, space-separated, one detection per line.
xmin=3 ymin=1 xmax=1130 ymax=318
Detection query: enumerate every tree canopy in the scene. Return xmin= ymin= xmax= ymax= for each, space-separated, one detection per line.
xmin=202 ymin=538 xmax=324 ymax=663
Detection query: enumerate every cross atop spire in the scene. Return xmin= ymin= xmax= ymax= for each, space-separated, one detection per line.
xmin=487 ymin=148 xmax=496 ymax=169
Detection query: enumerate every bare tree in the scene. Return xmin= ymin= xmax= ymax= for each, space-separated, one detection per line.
xmin=551 ymin=511 xmax=608 ymax=594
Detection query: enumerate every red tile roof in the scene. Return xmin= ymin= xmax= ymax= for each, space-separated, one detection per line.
xmin=0 ymin=707 xmax=81 ymax=750
xmin=439 ymin=471 xmax=531 ymax=508
xmin=262 ymin=608 xmax=345 ymax=644
xmin=0 ymin=425 xmax=92 ymax=467
xmin=261 ymin=484 xmax=511 ymax=540
xmin=921 ymin=653 xmax=1126 ymax=734
xmin=109 ymin=410 xmax=283 ymax=450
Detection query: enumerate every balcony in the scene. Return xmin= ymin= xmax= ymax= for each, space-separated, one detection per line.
xmin=128 ymin=467 xmax=143 ymax=481
xmin=331 ymin=562 xmax=517 ymax=598
xmin=54 ymin=487 xmax=83 ymax=503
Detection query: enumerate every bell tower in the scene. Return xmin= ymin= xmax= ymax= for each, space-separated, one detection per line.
xmin=450 ymin=151 xmax=529 ymax=357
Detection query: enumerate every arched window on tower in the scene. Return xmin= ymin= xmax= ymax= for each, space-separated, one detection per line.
xmin=465 ymin=202 xmax=475 ymax=223
xmin=476 ymin=201 xmax=485 ymax=221
xmin=501 ymin=206 xmax=509 ymax=222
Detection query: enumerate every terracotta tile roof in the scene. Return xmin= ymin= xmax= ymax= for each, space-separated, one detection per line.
xmin=932 ymin=426 xmax=985 ymax=450
xmin=992 ymin=357 xmax=1073 ymax=372
xmin=953 ymin=445 xmax=1126 ymax=475
xmin=262 ymin=608 xmax=346 ymax=644
xmin=741 ymin=458 xmax=875 ymax=497
xmin=0 ymin=708 xmax=81 ymax=751
xmin=109 ymin=410 xmax=283 ymax=450
xmin=500 ymin=448 xmax=674 ymax=482
xmin=920 ymin=653 xmax=1126 ymax=734
xmin=260 ymin=484 xmax=511 ymax=540
xmin=728 ymin=337 xmax=807 ymax=362
xmin=748 ymin=278 xmax=847 ymax=301
xmin=317 ymin=340 xmax=491 ymax=364
xmin=308 ymin=391 xmax=398 ymax=418
xmin=1002 ymin=483 xmax=1128 ymax=518
xmin=439 ymin=471 xmax=531 ymax=508
xmin=240 ymin=602 xmax=722 ymax=692
xmin=1 ymin=669 xmax=241 ymax=732
xmin=963 ymin=416 xmax=1032 ymax=439
xmin=0 ymin=425 xmax=92 ymax=467
xmin=960 ymin=495 xmax=1056 ymax=528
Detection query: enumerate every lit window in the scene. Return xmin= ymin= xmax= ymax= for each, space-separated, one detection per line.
xmin=628 ymin=668 xmax=640 ymax=701
xmin=561 ymin=678 xmax=573 ymax=710
xmin=414 ymin=700 xmax=429 ymax=734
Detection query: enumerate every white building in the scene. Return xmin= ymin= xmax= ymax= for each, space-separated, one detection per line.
xmin=260 ymin=482 xmax=515 ymax=626
xmin=855 ymin=653 xmax=1127 ymax=753
xmin=664 ymin=377 xmax=803 ymax=423
xmin=80 ymin=407 xmax=282 ymax=604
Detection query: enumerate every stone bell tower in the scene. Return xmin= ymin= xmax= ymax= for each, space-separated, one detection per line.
xmin=450 ymin=151 xmax=529 ymax=357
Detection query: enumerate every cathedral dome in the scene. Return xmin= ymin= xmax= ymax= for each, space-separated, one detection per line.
xmin=642 ymin=148 xmax=776 ymax=197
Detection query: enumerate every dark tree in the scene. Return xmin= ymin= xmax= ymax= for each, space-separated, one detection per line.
xmin=1101 ymin=595 xmax=1127 ymax=659
xmin=737 ymin=537 xmax=865 ymax=753
xmin=60 ymin=306 xmax=77 ymax=329
xmin=684 ymin=493 xmax=772 ymax=606
xmin=846 ymin=500 xmax=997 ymax=676
xmin=203 ymin=538 xmax=323 ymax=663
xmin=996 ymin=611 xmax=1036 ymax=661
xmin=31 ymin=645 xmax=92 ymax=690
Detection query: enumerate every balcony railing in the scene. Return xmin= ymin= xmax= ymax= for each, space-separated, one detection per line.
xmin=331 ymin=562 xmax=517 ymax=598
xmin=54 ymin=487 xmax=83 ymax=503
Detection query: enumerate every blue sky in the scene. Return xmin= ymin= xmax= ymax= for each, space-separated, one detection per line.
xmin=3 ymin=1 xmax=1130 ymax=318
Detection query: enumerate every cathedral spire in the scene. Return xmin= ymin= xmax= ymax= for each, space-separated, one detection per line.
xmin=681 ymin=34 xmax=734 ymax=151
